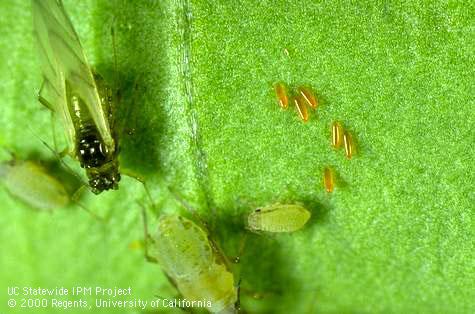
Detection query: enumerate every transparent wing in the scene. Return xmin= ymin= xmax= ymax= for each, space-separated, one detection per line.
xmin=31 ymin=0 xmax=114 ymax=152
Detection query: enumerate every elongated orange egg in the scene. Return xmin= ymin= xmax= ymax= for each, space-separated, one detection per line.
xmin=294 ymin=96 xmax=309 ymax=122
xmin=331 ymin=122 xmax=344 ymax=148
xmin=343 ymin=131 xmax=355 ymax=159
xmin=323 ymin=167 xmax=334 ymax=193
xmin=274 ymin=82 xmax=289 ymax=109
xmin=298 ymin=87 xmax=318 ymax=109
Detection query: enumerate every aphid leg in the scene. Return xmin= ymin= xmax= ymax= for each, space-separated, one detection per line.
xmin=69 ymin=186 xmax=104 ymax=221
xmin=76 ymin=201 xmax=104 ymax=222
xmin=229 ymin=233 xmax=248 ymax=307
xmin=139 ymin=202 xmax=158 ymax=264
xmin=121 ymin=169 xmax=154 ymax=208
xmin=235 ymin=278 xmax=242 ymax=313
xmin=0 ymin=148 xmax=15 ymax=177
xmin=1 ymin=147 xmax=16 ymax=160
xmin=37 ymin=80 xmax=54 ymax=111
xmin=49 ymin=112 xmax=59 ymax=152
xmin=26 ymin=126 xmax=89 ymax=188
xmin=70 ymin=185 xmax=87 ymax=202
xmin=233 ymin=233 xmax=249 ymax=264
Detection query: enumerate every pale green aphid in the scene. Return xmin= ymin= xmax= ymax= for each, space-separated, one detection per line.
xmin=247 ymin=203 xmax=311 ymax=233
xmin=149 ymin=215 xmax=238 ymax=314
xmin=32 ymin=0 xmax=120 ymax=194
xmin=0 ymin=160 xmax=69 ymax=210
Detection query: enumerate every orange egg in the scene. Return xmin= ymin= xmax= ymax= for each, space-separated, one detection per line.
xmin=273 ymin=82 xmax=289 ymax=109
xmin=298 ymin=87 xmax=318 ymax=109
xmin=331 ymin=121 xmax=344 ymax=149
xmin=294 ymin=95 xmax=309 ymax=122
xmin=323 ymin=167 xmax=334 ymax=193
xmin=343 ymin=131 xmax=355 ymax=159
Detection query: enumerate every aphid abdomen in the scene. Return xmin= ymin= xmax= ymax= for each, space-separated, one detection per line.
xmin=178 ymin=264 xmax=237 ymax=313
xmin=1 ymin=161 xmax=69 ymax=210
xmin=152 ymin=215 xmax=238 ymax=313
xmin=248 ymin=204 xmax=311 ymax=232
xmin=154 ymin=215 xmax=214 ymax=280
xmin=77 ymin=130 xmax=107 ymax=168
xmin=66 ymin=79 xmax=114 ymax=163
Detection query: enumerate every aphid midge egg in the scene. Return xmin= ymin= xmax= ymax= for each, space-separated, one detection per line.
xmin=294 ymin=96 xmax=309 ymax=122
xmin=331 ymin=121 xmax=344 ymax=148
xmin=274 ymin=82 xmax=289 ymax=109
xmin=343 ymin=131 xmax=355 ymax=159
xmin=323 ymin=167 xmax=334 ymax=193
xmin=298 ymin=87 xmax=318 ymax=109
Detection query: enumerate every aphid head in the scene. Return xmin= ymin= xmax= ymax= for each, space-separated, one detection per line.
xmin=87 ymin=162 xmax=120 ymax=194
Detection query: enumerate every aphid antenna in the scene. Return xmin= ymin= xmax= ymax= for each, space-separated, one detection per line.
xmin=25 ymin=125 xmax=89 ymax=189
xmin=116 ymin=71 xmax=146 ymax=132
xmin=139 ymin=201 xmax=158 ymax=264
xmin=166 ymin=186 xmax=206 ymax=224
xmin=110 ymin=16 xmax=119 ymax=88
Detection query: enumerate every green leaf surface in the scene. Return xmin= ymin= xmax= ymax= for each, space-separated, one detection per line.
xmin=0 ymin=1 xmax=474 ymax=313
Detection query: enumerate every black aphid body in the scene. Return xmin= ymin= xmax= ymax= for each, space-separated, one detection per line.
xmin=68 ymin=73 xmax=120 ymax=194
xmin=32 ymin=0 xmax=121 ymax=195
xmin=76 ymin=130 xmax=120 ymax=194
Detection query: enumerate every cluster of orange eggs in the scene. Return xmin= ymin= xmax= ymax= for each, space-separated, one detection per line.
xmin=273 ymin=82 xmax=357 ymax=193
xmin=273 ymin=82 xmax=317 ymax=122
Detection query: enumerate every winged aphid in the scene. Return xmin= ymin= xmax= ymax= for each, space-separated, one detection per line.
xmin=32 ymin=0 xmax=120 ymax=194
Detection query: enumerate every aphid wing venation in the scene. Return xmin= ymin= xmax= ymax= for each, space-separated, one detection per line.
xmin=32 ymin=1 xmax=74 ymax=150
xmin=32 ymin=0 xmax=114 ymax=153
